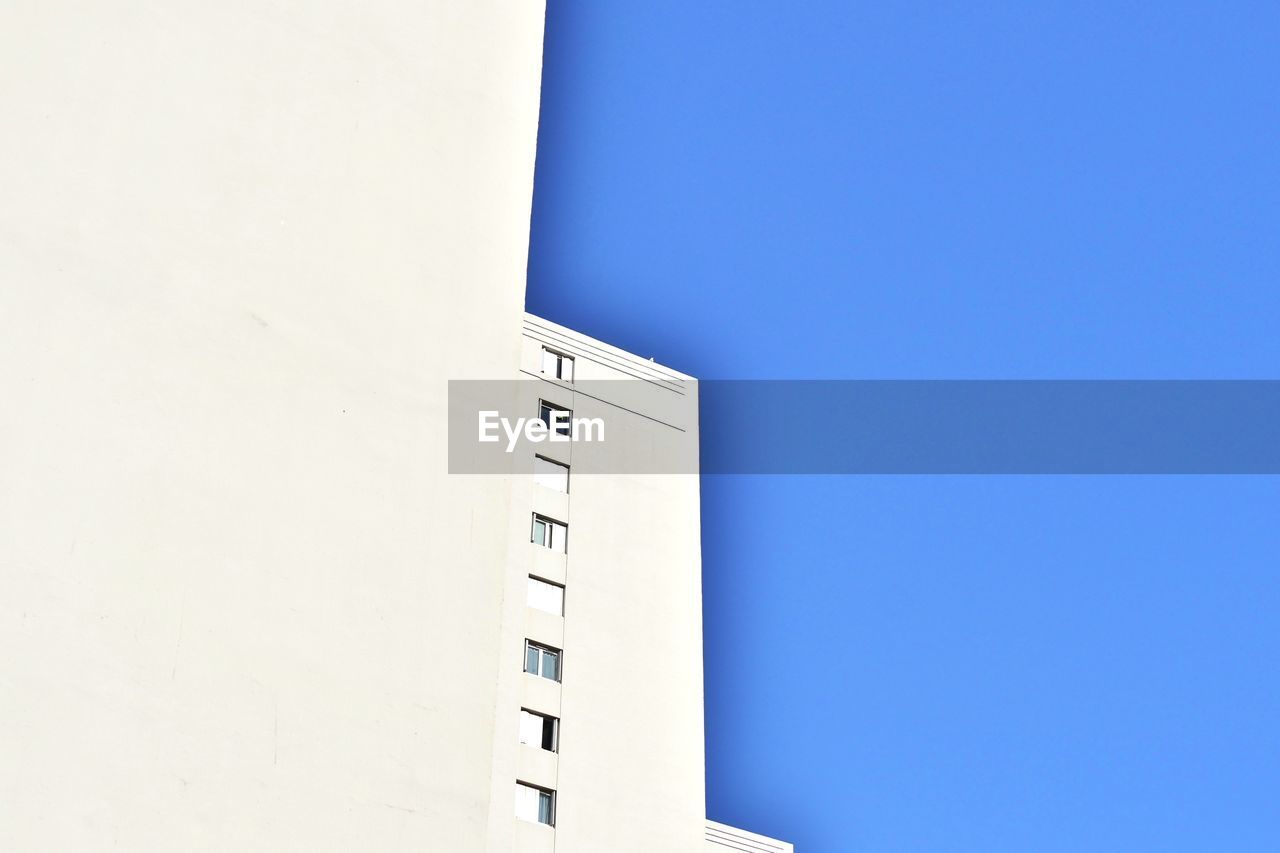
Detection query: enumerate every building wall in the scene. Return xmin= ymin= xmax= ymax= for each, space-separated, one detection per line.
xmin=706 ymin=820 xmax=795 ymax=853
xmin=0 ymin=3 xmax=545 ymax=850
xmin=0 ymin=6 xmax=794 ymax=852
xmin=508 ymin=315 xmax=706 ymax=852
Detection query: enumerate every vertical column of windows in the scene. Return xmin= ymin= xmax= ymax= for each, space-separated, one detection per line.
xmin=518 ymin=358 xmax=574 ymax=829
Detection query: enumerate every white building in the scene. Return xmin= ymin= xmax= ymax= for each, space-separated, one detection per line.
xmin=0 ymin=3 xmax=791 ymax=851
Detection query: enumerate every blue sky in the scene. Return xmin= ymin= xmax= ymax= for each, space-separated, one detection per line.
xmin=526 ymin=3 xmax=1280 ymax=851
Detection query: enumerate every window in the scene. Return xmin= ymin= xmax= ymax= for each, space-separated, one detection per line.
xmin=541 ymin=347 xmax=574 ymax=382
xmin=538 ymin=400 xmax=572 ymax=437
xmin=524 ymin=640 xmax=560 ymax=682
xmin=519 ymin=709 xmax=559 ymax=752
xmin=533 ymin=455 xmax=569 ymax=493
xmin=527 ymin=576 xmax=565 ymax=616
xmin=515 ymin=781 xmax=556 ymax=826
xmin=531 ymin=513 xmax=567 ymax=553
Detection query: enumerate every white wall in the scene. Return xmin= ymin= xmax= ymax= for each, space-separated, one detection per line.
xmin=706 ymin=820 xmax=795 ymax=853
xmin=510 ymin=316 xmax=707 ymax=852
xmin=0 ymin=7 xmax=793 ymax=850
xmin=0 ymin=3 xmax=545 ymax=850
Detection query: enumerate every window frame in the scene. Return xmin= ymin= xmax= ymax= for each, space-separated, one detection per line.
xmin=527 ymin=575 xmax=566 ymax=617
xmin=518 ymin=708 xmax=560 ymax=753
xmin=516 ymin=780 xmax=557 ymax=826
xmin=523 ymin=639 xmax=562 ymax=682
xmin=532 ymin=454 xmax=570 ymax=494
xmin=540 ymin=346 xmax=575 ymax=382
xmin=530 ymin=513 xmax=567 ymax=553
xmin=537 ymin=399 xmax=573 ymax=437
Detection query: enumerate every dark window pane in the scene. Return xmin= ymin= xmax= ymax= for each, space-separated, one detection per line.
xmin=541 ymin=718 xmax=556 ymax=751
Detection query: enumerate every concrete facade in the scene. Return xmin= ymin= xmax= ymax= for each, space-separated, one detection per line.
xmin=707 ymin=820 xmax=797 ymax=853
xmin=1 ymin=4 xmax=791 ymax=851
xmin=507 ymin=315 xmax=707 ymax=852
